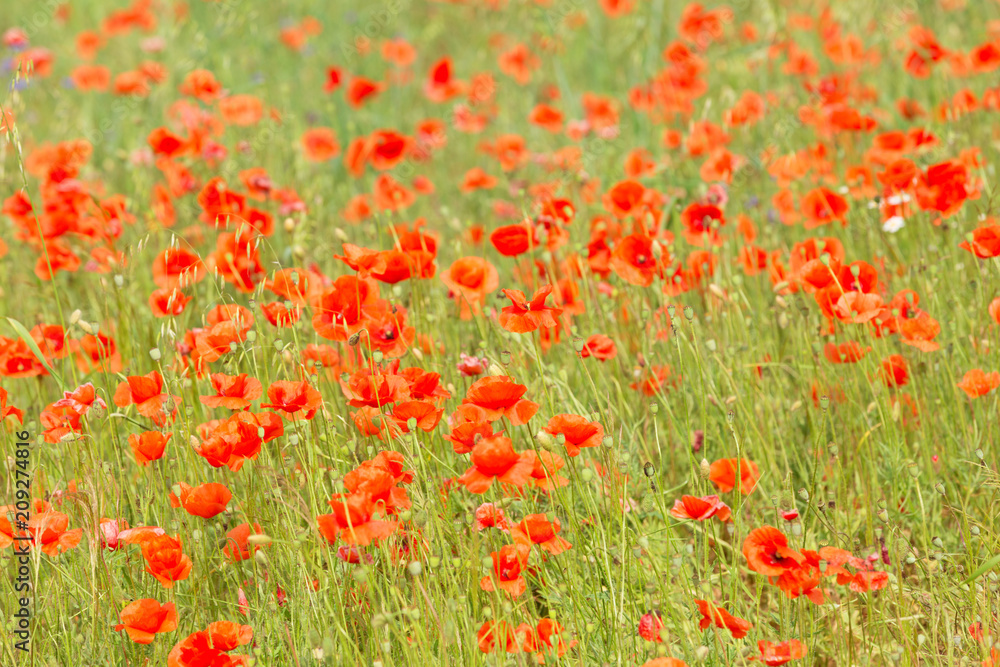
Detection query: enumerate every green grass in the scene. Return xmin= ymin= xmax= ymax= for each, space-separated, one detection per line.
xmin=1 ymin=0 xmax=1000 ymax=665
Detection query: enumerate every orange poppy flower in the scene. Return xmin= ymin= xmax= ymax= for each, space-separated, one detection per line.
xmin=261 ymin=380 xmax=323 ymax=420
xmin=115 ymin=599 xmax=178 ymax=644
xmin=499 ymin=285 xmax=563 ymax=333
xmin=640 ymin=659 xmax=689 ymax=667
xmin=708 ymin=458 xmax=760 ymax=495
xmin=0 ymin=509 xmax=82 ymax=556
xmin=373 ymin=173 xmax=416 ymax=211
xmin=318 ymin=493 xmax=398 ymax=546
xmin=631 ymin=364 xmax=681 ymax=396
xmin=694 ymin=599 xmax=752 ymax=638
xmin=1 ymin=387 xmax=24 ymax=423
xmin=178 ymin=69 xmax=222 ymax=103
xmin=114 ymin=371 xmax=181 ymax=426
xmin=140 ymin=534 xmax=192 ymax=588
xmin=750 ymin=639 xmax=808 ymax=665
xmin=510 ymin=514 xmax=572 ymax=555
xmin=542 ymin=413 xmax=603 ymax=457
xmin=301 ymin=127 xmax=340 ymax=162
xmin=604 ymin=180 xmax=646 ymax=218
xmin=128 ymin=430 xmax=171 ymax=466
xmin=670 ymin=495 xmax=731 ymax=522
xmin=742 ymin=526 xmax=805 ymax=577
xmin=957 ymin=369 xmax=1000 ymax=398
xmin=458 ymin=433 xmax=535 ymax=493
xmin=169 ymin=482 xmax=231 ymax=519
xmin=480 ymin=543 xmax=531 ymax=597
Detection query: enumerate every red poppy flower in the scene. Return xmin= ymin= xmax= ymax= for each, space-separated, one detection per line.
xmin=51 ymin=383 xmax=105 ymax=416
xmin=750 ymin=639 xmax=808 ymax=665
xmin=200 ymin=373 xmax=263 ymax=410
xmin=167 ymin=621 xmax=253 ymax=667
xmin=800 ymin=187 xmax=848 ymax=228
xmin=542 ymin=413 xmax=603 ymax=457
xmin=222 ymin=523 xmax=264 ymax=562
xmin=957 ymin=369 xmax=1000 ymax=398
xmin=462 ymin=375 xmax=539 ymax=425
xmin=510 ymin=514 xmax=572 ymax=555
xmin=169 ymin=482 xmax=232 ymax=519
xmin=742 ymin=526 xmax=805 ymax=577
xmin=880 ymin=354 xmax=909 ymax=388
xmin=610 ymin=234 xmax=663 ymax=286
xmin=480 ymin=543 xmax=531 ymax=597
xmin=694 ymin=599 xmax=753 ymax=638
xmin=709 ymin=458 xmax=760 ymax=494
xmin=579 ymin=334 xmax=617 ymax=360
xmin=458 ymin=433 xmax=535 ymax=493
xmin=499 ymin=285 xmax=563 ymax=333
xmin=490 ymin=221 xmax=537 ymax=257
xmin=261 ymin=380 xmax=323 ymax=421
xmin=114 ymin=599 xmax=178 ymax=644
xmin=318 ymin=493 xmax=398 ymax=546
xmin=824 ymin=341 xmax=870 ymax=364
xmin=114 ymin=371 xmax=181 ymax=426
xmin=128 ymin=431 xmax=171 ymax=466
xmin=139 ymin=534 xmax=192 ymax=588
xmin=670 ymin=495 xmax=731 ymax=522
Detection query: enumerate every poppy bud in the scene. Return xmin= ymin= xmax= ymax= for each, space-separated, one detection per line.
xmin=699 ymin=459 xmax=710 ymax=478
xmin=348 ymin=332 xmax=361 ymax=346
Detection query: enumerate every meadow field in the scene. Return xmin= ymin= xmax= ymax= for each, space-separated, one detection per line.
xmin=1 ymin=0 xmax=1000 ymax=665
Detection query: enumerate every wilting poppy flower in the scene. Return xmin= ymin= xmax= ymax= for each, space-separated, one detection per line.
xmin=638 ymin=611 xmax=665 ymax=642
xmin=750 ymin=639 xmax=808 ymax=665
xmin=480 ymin=543 xmax=531 ymax=597
xmin=743 ymin=526 xmax=805 ymax=577
xmin=458 ymin=433 xmax=535 ymax=493
xmin=99 ymin=518 xmax=130 ymax=550
xmin=318 ymin=493 xmax=397 ymax=546
xmin=169 ymin=482 xmax=231 ymax=519
xmin=114 ymin=599 xmax=178 ymax=644
xmin=51 ymin=383 xmax=105 ymax=416
xmin=128 ymin=430 xmax=171 ymax=466
xmin=139 ymin=534 xmax=192 ymax=588
xmin=957 ymin=369 xmax=1000 ymax=398
xmin=511 ymin=514 xmax=572 ymax=555
xmin=474 ymin=502 xmax=511 ymax=532
xmin=543 ymin=413 xmax=603 ymax=457
xmin=200 ymin=373 xmax=263 ymax=410
xmin=499 ymin=285 xmax=563 ymax=334
xmin=670 ymin=495 xmax=731 ymax=522
xmin=709 ymin=458 xmax=759 ymax=495
xmin=261 ymin=380 xmax=323 ymax=420
xmin=462 ymin=375 xmax=539 ymax=425
xmin=694 ymin=599 xmax=752 ymax=638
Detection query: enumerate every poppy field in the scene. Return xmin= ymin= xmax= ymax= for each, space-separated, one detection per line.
xmin=3 ymin=0 xmax=1000 ymax=664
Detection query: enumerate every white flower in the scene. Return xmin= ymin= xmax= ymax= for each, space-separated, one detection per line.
xmin=882 ymin=216 xmax=905 ymax=233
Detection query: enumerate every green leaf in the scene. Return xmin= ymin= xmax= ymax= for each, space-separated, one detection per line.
xmin=964 ymin=554 xmax=1000 ymax=585
xmin=6 ymin=317 xmax=64 ymax=390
